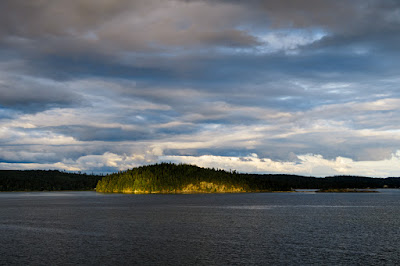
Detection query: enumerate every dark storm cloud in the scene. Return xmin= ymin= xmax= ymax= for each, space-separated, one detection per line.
xmin=0 ymin=0 xmax=259 ymax=56
xmin=36 ymin=123 xmax=199 ymax=142
xmin=0 ymin=74 xmax=82 ymax=113
xmin=1 ymin=0 xmax=398 ymax=98
xmin=0 ymin=0 xmax=134 ymax=37
xmin=0 ymin=0 xmax=399 ymax=58
xmin=30 ymin=54 xmax=178 ymax=82
xmin=13 ymin=48 xmax=388 ymax=113
xmin=46 ymin=125 xmax=152 ymax=142
xmin=200 ymin=0 xmax=400 ymax=32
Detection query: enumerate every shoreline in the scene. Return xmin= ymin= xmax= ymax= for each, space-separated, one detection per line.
xmin=0 ymin=188 xmax=387 ymax=193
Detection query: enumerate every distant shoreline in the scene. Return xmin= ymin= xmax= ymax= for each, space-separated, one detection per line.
xmin=316 ymin=188 xmax=379 ymax=193
xmin=0 ymin=189 xmax=386 ymax=194
xmin=0 ymin=188 xmax=388 ymax=193
xmin=1 ymin=164 xmax=400 ymax=193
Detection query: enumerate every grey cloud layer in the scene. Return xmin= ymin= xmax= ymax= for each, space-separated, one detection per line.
xmin=2 ymin=0 xmax=399 ymax=55
xmin=0 ymin=73 xmax=82 ymax=113
xmin=0 ymin=0 xmax=400 ymax=175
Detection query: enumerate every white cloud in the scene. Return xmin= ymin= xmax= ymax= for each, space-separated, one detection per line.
xmin=2 ymin=151 xmax=400 ymax=177
xmin=0 ymin=152 xmax=156 ymax=173
xmin=0 ymin=126 xmax=78 ymax=145
xmin=160 ymin=151 xmax=400 ymax=177
xmin=256 ymin=29 xmax=327 ymax=54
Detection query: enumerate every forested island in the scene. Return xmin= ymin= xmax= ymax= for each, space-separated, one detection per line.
xmin=96 ymin=163 xmax=400 ymax=193
xmin=2 ymin=163 xmax=400 ymax=192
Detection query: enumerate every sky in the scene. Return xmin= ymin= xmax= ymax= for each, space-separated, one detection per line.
xmin=1 ymin=0 xmax=400 ymax=177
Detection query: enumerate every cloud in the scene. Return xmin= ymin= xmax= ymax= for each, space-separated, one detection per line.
xmin=46 ymin=125 xmax=152 ymax=142
xmin=1 ymin=0 xmax=397 ymax=58
xmin=0 ymin=0 xmax=260 ymax=56
xmin=0 ymin=1 xmax=400 ymax=177
xmin=1 ymin=70 xmax=400 ymax=166
xmin=160 ymin=151 xmax=400 ymax=177
xmin=2 ymin=150 xmax=400 ymax=177
xmin=0 ymin=72 xmax=82 ymax=113
xmin=0 ymin=152 xmax=157 ymax=174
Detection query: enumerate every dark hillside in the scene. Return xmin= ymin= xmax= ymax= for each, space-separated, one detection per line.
xmin=0 ymin=170 xmax=102 ymax=191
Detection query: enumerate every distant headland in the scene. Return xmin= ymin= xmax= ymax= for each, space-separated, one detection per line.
xmin=1 ymin=163 xmax=400 ymax=193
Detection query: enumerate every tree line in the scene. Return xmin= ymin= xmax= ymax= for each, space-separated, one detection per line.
xmin=0 ymin=170 xmax=102 ymax=191
xmin=2 ymin=163 xmax=400 ymax=192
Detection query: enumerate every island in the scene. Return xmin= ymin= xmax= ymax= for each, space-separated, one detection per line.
xmin=95 ymin=163 xmax=400 ymax=194
xmin=96 ymin=163 xmax=284 ymax=193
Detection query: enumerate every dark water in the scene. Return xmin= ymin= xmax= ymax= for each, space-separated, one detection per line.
xmin=1 ymin=190 xmax=400 ymax=265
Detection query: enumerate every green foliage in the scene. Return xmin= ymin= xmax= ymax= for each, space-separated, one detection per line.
xmin=96 ymin=163 xmax=400 ymax=193
xmin=0 ymin=170 xmax=102 ymax=191
xmin=96 ymin=163 xmax=302 ymax=193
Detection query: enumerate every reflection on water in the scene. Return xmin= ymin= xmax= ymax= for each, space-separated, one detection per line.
xmin=1 ymin=190 xmax=400 ymax=265
xmin=184 ymin=205 xmax=380 ymax=209
xmin=0 ymin=191 xmax=97 ymax=197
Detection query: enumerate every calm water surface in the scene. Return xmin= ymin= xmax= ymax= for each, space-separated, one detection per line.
xmin=1 ymin=190 xmax=400 ymax=265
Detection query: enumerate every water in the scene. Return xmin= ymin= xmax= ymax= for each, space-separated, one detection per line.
xmin=1 ymin=190 xmax=400 ymax=265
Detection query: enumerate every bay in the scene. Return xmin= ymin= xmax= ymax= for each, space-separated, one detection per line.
xmin=1 ymin=190 xmax=400 ymax=265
